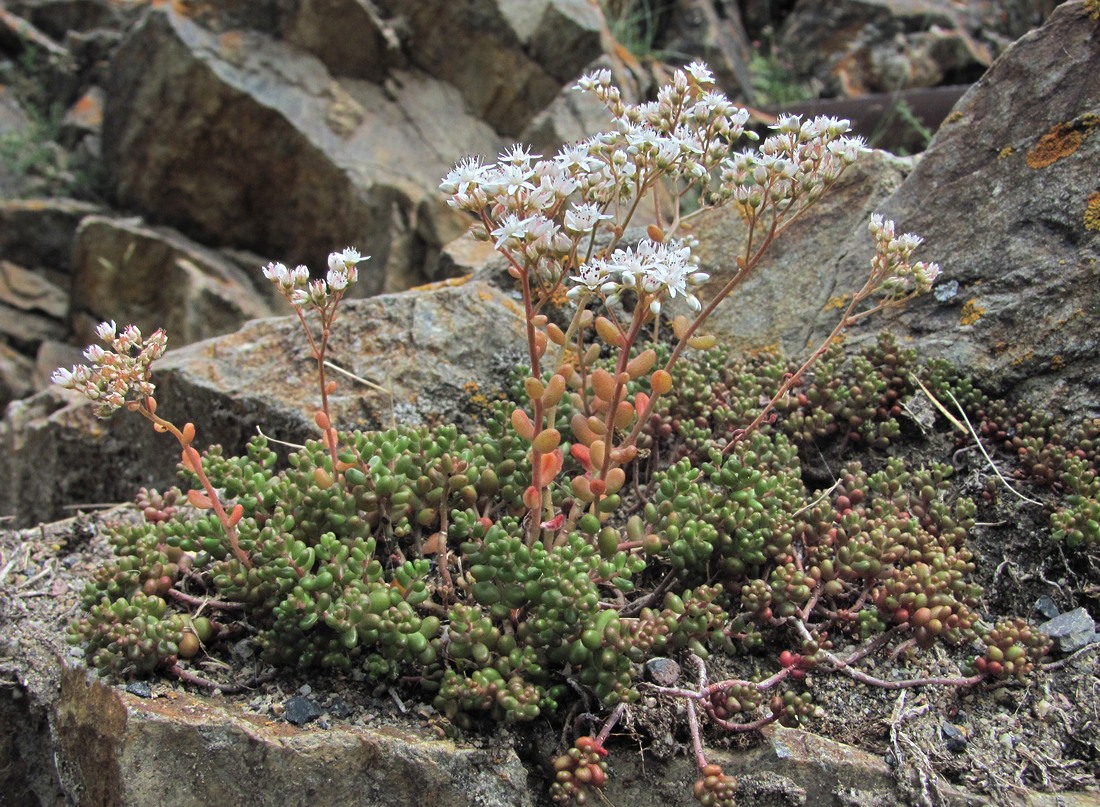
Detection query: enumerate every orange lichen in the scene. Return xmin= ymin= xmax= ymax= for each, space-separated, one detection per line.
xmin=1085 ymin=192 xmax=1100 ymax=232
xmin=1026 ymin=116 xmax=1099 ymax=169
xmin=959 ymin=299 xmax=985 ymax=327
xmin=409 ymin=274 xmax=473 ymax=292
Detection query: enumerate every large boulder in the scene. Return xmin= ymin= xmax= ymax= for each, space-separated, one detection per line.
xmin=101 ymin=4 xmax=503 ymax=292
xmin=863 ymin=0 xmax=1100 ymax=419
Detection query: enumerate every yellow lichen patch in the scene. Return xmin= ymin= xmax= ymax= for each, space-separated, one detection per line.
xmin=997 ymin=146 xmax=1014 ymax=160
xmin=823 ymin=293 xmax=851 ymax=312
xmin=1085 ymin=192 xmax=1100 ymax=232
xmin=1051 ymin=355 xmax=1065 ymax=370
xmin=546 ymin=284 xmax=571 ymax=309
xmin=1026 ymin=116 xmax=1099 ymax=169
xmin=408 ymin=273 xmax=473 ymax=292
xmin=945 ymin=110 xmax=964 ymax=125
xmin=959 ymin=299 xmax=985 ymax=327
xmin=1087 ymin=0 xmax=1100 ymax=22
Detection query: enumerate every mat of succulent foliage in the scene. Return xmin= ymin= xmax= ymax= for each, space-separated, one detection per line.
xmin=52 ymin=64 xmax=1099 ymax=805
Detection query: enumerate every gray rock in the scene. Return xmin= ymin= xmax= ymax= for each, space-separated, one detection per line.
xmin=283 ymin=694 xmax=322 ymax=725
xmin=0 ymin=198 xmax=103 ymax=274
xmin=372 ymin=0 xmax=602 ymax=136
xmin=101 ymin=5 xmax=501 ymax=293
xmin=866 ymin=0 xmax=1100 ymax=420
xmin=0 ymin=260 xmax=68 ymax=349
xmin=46 ymin=668 xmax=535 ymax=806
xmin=1039 ymin=607 xmax=1097 ymax=655
xmin=685 ymin=148 xmax=914 ymax=356
xmin=0 ymin=340 xmax=35 ymax=408
xmin=777 ymin=0 xmax=1056 ymax=98
xmin=70 ymin=215 xmax=281 ymax=349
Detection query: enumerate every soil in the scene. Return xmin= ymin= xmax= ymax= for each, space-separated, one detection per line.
xmin=3 ymin=429 xmax=1100 ymax=807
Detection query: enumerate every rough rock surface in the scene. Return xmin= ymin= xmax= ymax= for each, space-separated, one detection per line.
xmin=101 ymin=4 xmax=502 ymax=291
xmin=777 ymin=0 xmax=1058 ymax=96
xmin=373 ymin=0 xmax=605 ymax=136
xmin=69 ymin=215 xmax=282 ymax=347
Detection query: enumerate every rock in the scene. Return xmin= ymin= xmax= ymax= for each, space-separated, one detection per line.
xmin=101 ymin=5 xmax=502 ymax=292
xmin=70 ymin=215 xmax=281 ymax=349
xmin=41 ymin=669 xmax=535 ymax=806
xmin=685 ymin=148 xmax=913 ymax=355
xmin=691 ymin=2 xmax=1099 ymax=421
xmin=0 ymin=259 xmax=68 ymax=321
xmin=0 ymin=198 xmax=103 ymax=274
xmin=1039 ymin=607 xmax=1097 ymax=655
xmin=519 ymin=55 xmax=625 ymax=156
xmin=278 ymin=0 xmax=401 ymax=83
xmin=60 ymin=85 xmax=104 ymax=144
xmin=864 ymin=0 xmax=1100 ymax=420
xmin=0 ymin=278 xmax=527 ymax=526
xmin=776 ymin=0 xmax=1056 ymax=98
xmin=643 ymin=657 xmax=682 ymax=686
xmin=283 ymin=694 xmax=323 ymax=726
xmin=1034 ymin=596 xmax=1060 ymax=621
xmin=659 ymin=0 xmax=756 ymax=102
xmin=0 ymin=260 xmax=68 ymax=349
xmin=0 ymin=341 xmax=35 ymax=407
xmin=4 ymin=0 xmax=128 ymax=39
xmin=372 ymin=0 xmax=603 ymax=136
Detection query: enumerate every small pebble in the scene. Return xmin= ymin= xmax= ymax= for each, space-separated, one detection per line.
xmin=284 ymin=695 xmax=322 ymax=726
xmin=643 ymin=657 xmax=681 ymax=686
xmin=126 ymin=681 xmax=153 ymax=698
xmin=941 ymin=721 xmax=968 ymax=753
xmin=1034 ymin=595 xmax=1059 ymax=621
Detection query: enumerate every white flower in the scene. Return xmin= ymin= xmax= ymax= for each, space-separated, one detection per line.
xmin=440 ymin=156 xmax=489 ymax=195
xmin=564 ymin=202 xmax=611 ymax=234
xmin=327 ymin=268 xmax=350 ymax=291
xmin=327 ymin=247 xmax=368 ymax=288
xmin=684 ymin=61 xmax=715 ymax=85
xmin=490 ymin=213 xmax=537 ymax=250
xmin=574 ymin=69 xmax=612 ymax=92
xmin=95 ymin=321 xmax=117 ymax=343
xmin=569 ymin=258 xmax=612 ymax=292
xmin=498 ymin=144 xmax=541 ymax=166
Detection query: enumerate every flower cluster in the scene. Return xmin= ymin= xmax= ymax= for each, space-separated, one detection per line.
xmin=52 ymin=321 xmax=166 ymax=416
xmin=262 ymin=247 xmax=367 ymax=309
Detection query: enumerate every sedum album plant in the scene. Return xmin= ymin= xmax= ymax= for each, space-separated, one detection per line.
xmin=58 ymin=64 xmax=1057 ymax=807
